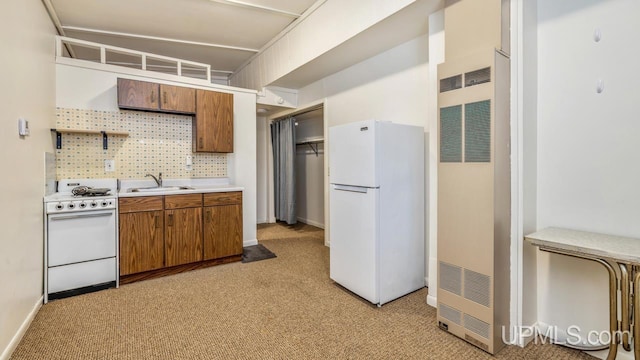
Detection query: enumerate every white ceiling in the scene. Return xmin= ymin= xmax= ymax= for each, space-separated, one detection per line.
xmin=48 ymin=0 xmax=319 ymax=79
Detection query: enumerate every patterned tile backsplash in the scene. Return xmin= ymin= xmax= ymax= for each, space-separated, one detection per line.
xmin=55 ymin=108 xmax=227 ymax=179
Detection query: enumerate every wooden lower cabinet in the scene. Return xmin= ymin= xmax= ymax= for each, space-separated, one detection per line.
xmin=204 ymin=204 xmax=242 ymax=260
xmin=119 ymin=191 xmax=242 ymax=283
xmin=165 ymin=207 xmax=203 ymax=266
xmin=119 ymin=211 xmax=164 ymax=276
xmin=119 ymin=196 xmax=164 ymax=276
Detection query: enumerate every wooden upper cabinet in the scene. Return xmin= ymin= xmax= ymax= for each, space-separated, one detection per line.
xmin=118 ymin=79 xmax=159 ymax=111
xmin=117 ymin=78 xmax=195 ymax=115
xmin=194 ymin=89 xmax=234 ymax=153
xmin=160 ymin=84 xmax=195 ymax=114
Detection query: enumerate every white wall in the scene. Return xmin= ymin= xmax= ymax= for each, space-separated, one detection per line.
xmin=56 ymin=64 xmax=258 ymax=245
xmin=426 ymin=9 xmax=444 ymax=307
xmin=295 ymin=115 xmax=325 ymax=228
xmin=535 ymin=0 xmax=640 ymax=348
xmin=520 ymin=0 xmax=539 ymax=335
xmin=297 ymin=32 xmax=430 ymax=273
xmin=256 ymin=115 xmax=269 ymax=224
xmin=0 ymin=1 xmax=57 ymax=358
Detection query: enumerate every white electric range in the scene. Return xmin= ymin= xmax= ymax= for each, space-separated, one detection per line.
xmin=43 ymin=179 xmax=119 ymax=303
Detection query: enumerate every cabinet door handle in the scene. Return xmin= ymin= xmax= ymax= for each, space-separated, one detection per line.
xmin=155 ymin=214 xmax=161 ymax=228
xmin=151 ymin=90 xmax=155 ymax=103
xmin=206 ymin=210 xmax=211 ymax=222
xmin=199 ymin=137 xmax=203 ymax=149
xmin=168 ymin=214 xmax=174 ymax=227
xmin=163 ymin=91 xmax=167 ymax=104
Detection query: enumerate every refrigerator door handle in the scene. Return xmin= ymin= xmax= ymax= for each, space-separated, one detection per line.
xmin=332 ymin=184 xmax=370 ymax=193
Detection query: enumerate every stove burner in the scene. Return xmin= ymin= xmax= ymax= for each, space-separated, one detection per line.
xmin=71 ymin=186 xmax=111 ymax=197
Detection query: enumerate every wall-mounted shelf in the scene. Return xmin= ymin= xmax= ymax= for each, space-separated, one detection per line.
xmin=296 ymin=137 xmax=324 ymax=156
xmin=51 ymin=128 xmax=129 ymax=150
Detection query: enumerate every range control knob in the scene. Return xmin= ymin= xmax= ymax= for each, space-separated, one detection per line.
xmin=67 ymin=203 xmax=75 ymax=210
xmin=55 ymin=203 xmax=64 ymax=210
xmin=90 ymin=201 xmax=98 ymax=208
xmin=79 ymin=202 xmax=87 ymax=209
xmin=101 ymin=201 xmax=109 ymax=207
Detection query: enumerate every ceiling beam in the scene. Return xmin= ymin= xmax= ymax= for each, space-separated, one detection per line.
xmin=209 ymin=0 xmax=301 ymax=18
xmin=41 ymin=0 xmax=77 ymax=58
xmin=62 ymin=26 xmax=260 ymax=53
xmin=232 ymin=0 xmax=327 ymax=75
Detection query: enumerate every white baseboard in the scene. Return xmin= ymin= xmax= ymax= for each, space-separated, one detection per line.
xmin=296 ymin=217 xmax=324 ymax=229
xmin=257 ymin=218 xmax=268 ymax=224
xmin=589 ymin=347 xmax=633 ymax=360
xmin=426 ymin=294 xmax=437 ymax=308
xmin=0 ymin=296 xmax=43 ymax=360
xmin=535 ymin=321 xmax=609 ymax=351
xmin=243 ymin=239 xmax=258 ymax=247
xmin=504 ymin=321 xmax=539 ymax=347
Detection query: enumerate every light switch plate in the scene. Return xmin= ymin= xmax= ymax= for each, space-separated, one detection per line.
xmin=18 ymin=118 xmax=30 ymax=136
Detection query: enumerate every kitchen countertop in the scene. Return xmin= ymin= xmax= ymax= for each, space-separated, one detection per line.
xmin=525 ymin=227 xmax=640 ymax=265
xmin=118 ymin=178 xmax=243 ymax=198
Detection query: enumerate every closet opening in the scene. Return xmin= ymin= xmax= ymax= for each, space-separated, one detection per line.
xmin=292 ymin=106 xmax=324 ymax=229
xmin=265 ymin=103 xmax=326 ymax=238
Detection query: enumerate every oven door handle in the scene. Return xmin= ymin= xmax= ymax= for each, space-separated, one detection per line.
xmin=49 ymin=212 xmax=114 ymax=221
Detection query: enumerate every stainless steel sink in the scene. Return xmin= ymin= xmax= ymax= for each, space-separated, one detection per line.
xmin=128 ymin=186 xmax=194 ymax=193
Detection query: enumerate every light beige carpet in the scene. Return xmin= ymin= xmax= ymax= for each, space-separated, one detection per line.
xmin=11 ymin=223 xmax=595 ymax=359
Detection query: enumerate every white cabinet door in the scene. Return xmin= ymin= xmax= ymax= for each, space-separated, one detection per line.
xmin=47 ymin=210 xmax=116 ymax=266
xmin=329 ymin=185 xmax=379 ymax=304
xmin=329 ymin=120 xmax=378 ymax=187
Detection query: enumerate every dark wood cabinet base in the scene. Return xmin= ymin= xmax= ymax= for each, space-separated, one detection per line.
xmin=119 ymin=255 xmax=242 ymax=285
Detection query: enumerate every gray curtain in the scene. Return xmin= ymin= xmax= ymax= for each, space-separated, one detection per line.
xmin=271 ymin=117 xmax=297 ymax=224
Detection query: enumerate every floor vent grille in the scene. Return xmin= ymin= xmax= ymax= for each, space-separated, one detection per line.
xmin=439 ymin=261 xmax=462 ymax=295
xmin=439 ymin=303 xmax=462 ymax=325
xmin=464 ymin=269 xmax=491 ymax=307
xmin=464 ymin=313 xmax=490 ymax=339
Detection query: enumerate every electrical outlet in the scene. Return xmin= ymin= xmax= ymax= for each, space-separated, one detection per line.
xmin=104 ymin=159 xmax=115 ymax=172
xmin=185 ymin=155 xmax=193 ymax=171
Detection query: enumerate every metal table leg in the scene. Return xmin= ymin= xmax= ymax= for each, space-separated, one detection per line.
xmin=634 ymin=271 xmax=640 ymax=359
xmin=594 ymin=259 xmax=619 ymax=360
xmin=540 ymin=248 xmax=620 ymax=359
xmin=620 ymin=264 xmax=631 ymax=351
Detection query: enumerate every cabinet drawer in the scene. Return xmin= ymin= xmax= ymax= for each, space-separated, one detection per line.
xmin=165 ymin=194 xmax=203 ymax=209
xmin=119 ymin=196 xmax=163 ymax=213
xmin=48 ymin=257 xmax=116 ymax=294
xmin=204 ymin=191 xmax=242 ymax=206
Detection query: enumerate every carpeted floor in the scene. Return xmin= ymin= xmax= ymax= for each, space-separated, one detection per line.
xmin=11 ymin=222 xmax=595 ymax=359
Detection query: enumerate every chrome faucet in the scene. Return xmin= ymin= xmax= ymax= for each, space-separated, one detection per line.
xmin=146 ymin=172 xmax=163 ymax=187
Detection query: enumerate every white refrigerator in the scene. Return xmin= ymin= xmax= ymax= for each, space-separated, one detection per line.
xmin=329 ymin=119 xmax=425 ymax=306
